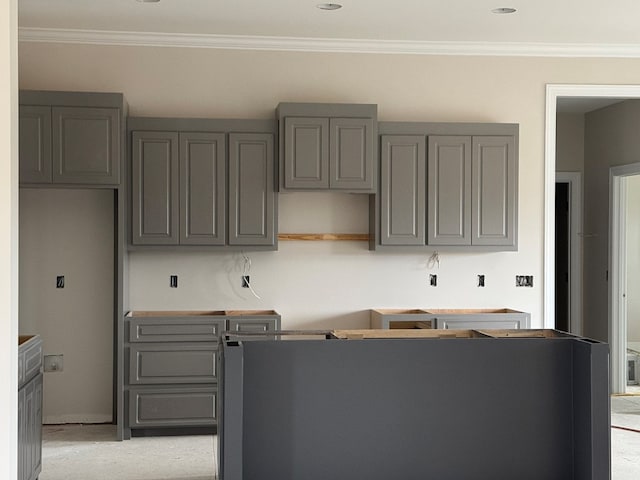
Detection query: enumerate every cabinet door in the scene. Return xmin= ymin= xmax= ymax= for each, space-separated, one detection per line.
xmin=32 ymin=374 xmax=43 ymax=480
xmin=472 ymin=136 xmax=517 ymax=247
xmin=52 ymin=106 xmax=120 ymax=185
xmin=179 ymin=132 xmax=226 ymax=245
xmin=330 ymin=117 xmax=375 ymax=191
xmin=427 ymin=136 xmax=471 ymax=245
xmin=18 ymin=386 xmax=25 ymax=480
xmin=131 ymin=131 xmax=179 ymax=245
xmin=283 ymin=117 xmax=329 ymax=189
xmin=380 ymin=135 xmax=426 ymax=245
xmin=129 ymin=386 xmax=217 ymax=428
xmin=228 ymin=133 xmax=276 ymax=246
xmin=19 ymin=105 xmax=52 ymax=184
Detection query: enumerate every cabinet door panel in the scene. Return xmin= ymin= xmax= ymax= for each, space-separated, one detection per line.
xmin=52 ymin=106 xmax=120 ymax=184
xmin=129 ymin=344 xmax=218 ymax=384
xmin=472 ymin=136 xmax=517 ymax=246
xmin=132 ymin=131 xmax=179 ymax=245
xmin=428 ymin=136 xmax=471 ymax=245
xmin=179 ymin=132 xmax=226 ymax=245
xmin=380 ymin=135 xmax=426 ymax=245
xmin=284 ymin=117 xmax=329 ymax=189
xmin=330 ymin=117 xmax=375 ymax=191
xmin=228 ymin=133 xmax=275 ymax=246
xmin=19 ymin=105 xmax=52 ymax=184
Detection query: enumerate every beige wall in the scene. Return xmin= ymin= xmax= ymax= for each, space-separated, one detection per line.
xmin=627 ymin=175 xmax=640 ymax=342
xmin=20 ymin=189 xmax=114 ymax=423
xmin=18 ymin=43 xmax=640 ymax=338
xmin=556 ymin=113 xmax=585 ymax=173
xmin=1 ymin=0 xmax=18 ymax=477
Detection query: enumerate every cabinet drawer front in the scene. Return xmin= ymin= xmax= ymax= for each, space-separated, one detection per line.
xmin=437 ymin=317 xmax=526 ymax=330
xmin=129 ymin=386 xmax=217 ymax=427
xmin=129 ymin=344 xmax=218 ymax=384
xmin=227 ymin=317 xmax=280 ymax=340
xmin=19 ymin=337 xmax=43 ymax=388
xmin=128 ymin=317 xmax=225 ymax=342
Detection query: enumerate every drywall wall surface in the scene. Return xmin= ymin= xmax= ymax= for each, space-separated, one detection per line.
xmin=19 ymin=189 xmax=114 ymax=423
xmin=627 ymin=175 xmax=640 ymax=342
xmin=18 ymin=44 xmax=640 ymax=332
xmin=584 ymin=100 xmax=640 ymax=341
xmin=556 ymin=113 xmax=585 ymax=173
xmin=1 ymin=0 xmax=18 ymax=477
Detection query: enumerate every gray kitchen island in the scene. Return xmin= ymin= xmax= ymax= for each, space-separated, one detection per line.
xmin=218 ymin=329 xmax=610 ymax=480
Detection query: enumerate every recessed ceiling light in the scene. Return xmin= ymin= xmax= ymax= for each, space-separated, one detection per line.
xmin=137 ymin=0 xmax=160 ymax=3
xmin=492 ymin=7 xmax=517 ymax=14
xmin=317 ymin=3 xmax=342 ymax=10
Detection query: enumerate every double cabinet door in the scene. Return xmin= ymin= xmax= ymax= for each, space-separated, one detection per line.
xmin=131 ymin=131 xmax=275 ymax=246
xmin=19 ymin=105 xmax=120 ymax=185
xmin=283 ymin=116 xmax=375 ymax=191
xmin=380 ymin=134 xmax=516 ymax=247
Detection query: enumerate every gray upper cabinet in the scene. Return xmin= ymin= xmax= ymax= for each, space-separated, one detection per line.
xmin=472 ymin=136 xmax=517 ymax=247
xmin=427 ymin=135 xmax=472 ymax=246
xmin=278 ymin=103 xmax=377 ymax=193
xmin=374 ymin=123 xmax=518 ymax=250
xmin=179 ymin=132 xmax=226 ymax=245
xmin=131 ymin=131 xmax=179 ymax=245
xmin=19 ymin=105 xmax=52 ymax=184
xmin=283 ymin=116 xmax=329 ymax=189
xmin=129 ymin=118 xmax=277 ymax=248
xmin=380 ymin=135 xmax=425 ymax=245
xmin=228 ymin=133 xmax=276 ymax=246
xmin=52 ymin=106 xmax=120 ymax=185
xmin=19 ymin=92 xmax=123 ymax=186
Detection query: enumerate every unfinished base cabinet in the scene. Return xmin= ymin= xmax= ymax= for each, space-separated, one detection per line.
xmin=18 ymin=335 xmax=43 ymax=480
xmin=124 ymin=310 xmax=280 ymax=438
xmin=370 ymin=308 xmax=530 ymax=330
xmin=220 ymin=330 xmax=609 ymax=480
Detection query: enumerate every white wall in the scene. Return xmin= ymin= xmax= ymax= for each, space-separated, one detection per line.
xmin=626 ymin=175 xmax=640 ymax=342
xmin=18 ymin=43 xmax=640 ymax=337
xmin=20 ymin=189 xmax=114 ymax=423
xmin=1 ymin=1 xmax=18 ymax=477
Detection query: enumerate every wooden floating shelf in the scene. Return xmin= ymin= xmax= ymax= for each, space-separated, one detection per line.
xmin=278 ymin=233 xmax=370 ymax=241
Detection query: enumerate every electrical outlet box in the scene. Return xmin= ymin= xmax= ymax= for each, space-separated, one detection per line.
xmin=242 ymin=275 xmax=250 ymax=288
xmin=170 ymin=275 xmax=178 ymax=288
xmin=516 ymin=275 xmax=534 ymax=287
xmin=44 ymin=354 xmax=64 ymax=373
xmin=429 ymin=274 xmax=437 ymax=287
xmin=478 ymin=275 xmax=485 ymax=287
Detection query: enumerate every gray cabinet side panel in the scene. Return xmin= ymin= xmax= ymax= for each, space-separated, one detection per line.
xmin=52 ymin=106 xmax=120 ymax=185
xmin=380 ymin=135 xmax=425 ymax=245
xmin=179 ymin=132 xmax=226 ymax=245
xmin=472 ymin=136 xmax=517 ymax=246
xmin=427 ymin=135 xmax=471 ymax=245
xmin=329 ymin=117 xmax=375 ymax=191
xmin=283 ymin=117 xmax=329 ymax=189
xmin=19 ymin=105 xmax=52 ymax=184
xmin=228 ymin=133 xmax=275 ymax=246
xmin=131 ymin=131 xmax=179 ymax=245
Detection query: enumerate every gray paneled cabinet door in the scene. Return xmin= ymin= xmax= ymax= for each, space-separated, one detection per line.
xmin=380 ymin=135 xmax=426 ymax=245
xmin=283 ymin=116 xmax=329 ymax=189
xmin=19 ymin=105 xmax=52 ymax=184
xmin=228 ymin=133 xmax=276 ymax=246
xmin=179 ymin=132 xmax=226 ymax=245
xmin=472 ymin=136 xmax=517 ymax=246
xmin=52 ymin=106 xmax=120 ymax=184
xmin=330 ymin=117 xmax=375 ymax=190
xmin=427 ymin=135 xmax=472 ymax=245
xmin=132 ymin=131 xmax=179 ymax=245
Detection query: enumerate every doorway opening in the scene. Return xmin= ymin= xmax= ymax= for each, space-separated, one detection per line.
xmin=610 ymin=164 xmax=640 ymax=394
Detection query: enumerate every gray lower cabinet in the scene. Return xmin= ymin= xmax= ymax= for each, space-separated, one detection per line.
xmin=130 ymin=120 xmax=276 ymax=248
xmin=377 ymin=125 xmax=518 ymax=249
xmin=278 ymin=103 xmax=377 ymax=192
xmin=19 ymin=92 xmax=123 ymax=186
xmin=370 ymin=309 xmax=530 ymax=330
xmin=18 ymin=335 xmax=43 ymax=480
xmin=124 ymin=311 xmax=280 ymax=436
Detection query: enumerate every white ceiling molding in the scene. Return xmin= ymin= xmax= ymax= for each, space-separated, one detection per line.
xmin=18 ymin=27 xmax=640 ymax=58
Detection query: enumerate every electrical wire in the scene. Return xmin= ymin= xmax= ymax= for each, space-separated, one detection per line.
xmin=427 ymin=251 xmax=440 ymax=269
xmin=241 ymin=251 xmax=261 ymax=300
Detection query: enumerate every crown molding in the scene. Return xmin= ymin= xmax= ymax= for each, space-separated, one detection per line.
xmin=18 ymin=27 xmax=640 ymax=58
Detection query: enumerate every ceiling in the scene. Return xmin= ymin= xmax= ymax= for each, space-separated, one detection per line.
xmin=16 ymin=0 xmax=640 ymax=56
